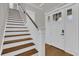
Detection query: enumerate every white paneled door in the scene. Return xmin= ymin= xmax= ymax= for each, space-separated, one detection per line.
xmin=64 ymin=4 xmax=79 ymax=55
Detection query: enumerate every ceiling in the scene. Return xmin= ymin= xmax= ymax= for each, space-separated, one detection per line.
xmin=28 ymin=3 xmax=67 ymax=12
xmin=32 ymin=3 xmax=42 ymax=7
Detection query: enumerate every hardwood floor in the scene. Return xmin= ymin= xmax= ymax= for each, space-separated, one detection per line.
xmin=45 ymin=44 xmax=73 ymax=56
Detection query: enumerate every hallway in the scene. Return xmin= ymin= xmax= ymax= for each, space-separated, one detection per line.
xmin=0 ymin=3 xmax=79 ymax=56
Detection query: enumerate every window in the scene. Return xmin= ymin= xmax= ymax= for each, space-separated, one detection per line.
xmin=67 ymin=9 xmax=72 ymax=16
xmin=58 ymin=12 xmax=61 ymax=18
xmin=53 ymin=12 xmax=62 ymax=21
xmin=53 ymin=14 xmax=57 ymax=21
xmin=67 ymin=9 xmax=73 ymax=21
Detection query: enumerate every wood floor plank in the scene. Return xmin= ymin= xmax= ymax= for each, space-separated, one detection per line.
xmin=2 ymin=43 xmax=35 ymax=54
xmin=16 ymin=48 xmax=38 ymax=56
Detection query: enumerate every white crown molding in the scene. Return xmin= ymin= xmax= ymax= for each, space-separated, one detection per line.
xmin=45 ymin=3 xmax=74 ymax=15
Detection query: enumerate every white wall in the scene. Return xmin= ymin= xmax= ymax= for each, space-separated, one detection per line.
xmin=0 ymin=3 xmax=9 ymax=55
xmin=20 ymin=3 xmax=45 ymax=31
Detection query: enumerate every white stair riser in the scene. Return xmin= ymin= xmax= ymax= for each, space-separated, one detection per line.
xmin=7 ymin=22 xmax=24 ymax=24
xmin=7 ymin=25 xmax=24 ymax=27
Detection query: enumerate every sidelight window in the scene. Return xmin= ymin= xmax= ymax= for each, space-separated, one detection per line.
xmin=67 ymin=9 xmax=72 ymax=16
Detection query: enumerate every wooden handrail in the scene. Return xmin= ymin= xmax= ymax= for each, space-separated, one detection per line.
xmin=18 ymin=4 xmax=39 ymax=30
xmin=24 ymin=11 xmax=39 ymax=30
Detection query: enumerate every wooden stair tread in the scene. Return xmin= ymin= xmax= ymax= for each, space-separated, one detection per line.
xmin=6 ymin=27 xmax=27 ymax=28
xmin=8 ymin=20 xmax=24 ymax=21
xmin=8 ymin=19 xmax=24 ymax=21
xmin=5 ymin=34 xmax=30 ymax=37
xmin=8 ymin=21 xmax=24 ymax=23
xmin=6 ymin=30 xmax=29 ymax=32
xmin=7 ymin=24 xmax=24 ymax=25
xmin=2 ymin=43 xmax=35 ymax=54
xmin=8 ymin=20 xmax=24 ymax=22
xmin=16 ymin=48 xmax=38 ymax=56
xmin=4 ymin=38 xmax=32 ymax=44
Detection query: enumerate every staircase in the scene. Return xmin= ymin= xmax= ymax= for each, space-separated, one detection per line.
xmin=1 ymin=9 xmax=38 ymax=56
